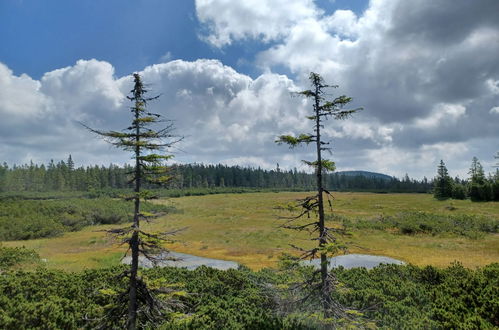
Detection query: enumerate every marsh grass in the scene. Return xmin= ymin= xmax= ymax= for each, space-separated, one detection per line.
xmin=4 ymin=192 xmax=499 ymax=271
xmin=341 ymin=212 xmax=498 ymax=239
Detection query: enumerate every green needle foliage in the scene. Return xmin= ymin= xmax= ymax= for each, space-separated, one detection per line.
xmin=276 ymin=72 xmax=362 ymax=320
xmin=84 ymin=73 xmax=181 ymax=329
xmin=434 ymin=160 xmax=453 ymax=200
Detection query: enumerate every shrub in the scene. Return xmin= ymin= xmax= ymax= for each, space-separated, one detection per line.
xmin=0 ymin=246 xmax=39 ymax=269
xmin=0 ymin=263 xmax=497 ymax=328
xmin=0 ymin=198 xmax=173 ymax=241
xmin=350 ymin=212 xmax=498 ymax=238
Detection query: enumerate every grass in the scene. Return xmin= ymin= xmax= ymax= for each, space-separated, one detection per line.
xmin=4 ymin=192 xmax=498 ymax=271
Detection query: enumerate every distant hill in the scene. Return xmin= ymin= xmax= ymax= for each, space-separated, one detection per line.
xmin=335 ymin=170 xmax=393 ymax=181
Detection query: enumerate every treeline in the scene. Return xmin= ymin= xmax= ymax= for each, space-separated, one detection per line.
xmin=434 ymin=157 xmax=499 ymax=201
xmin=0 ymin=156 xmax=432 ymax=193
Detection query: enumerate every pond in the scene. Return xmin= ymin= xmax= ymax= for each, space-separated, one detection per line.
xmin=123 ymin=252 xmax=404 ymax=270
xmin=304 ymin=254 xmax=405 ymax=270
xmin=122 ymin=251 xmax=239 ymax=270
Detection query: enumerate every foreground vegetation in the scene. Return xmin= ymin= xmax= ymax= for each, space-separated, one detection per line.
xmin=1 ymin=191 xmax=497 ymax=328
xmin=3 ymin=192 xmax=498 ymax=271
xmin=0 ymin=252 xmax=497 ymax=328
xmin=0 ymin=197 xmax=172 ymax=241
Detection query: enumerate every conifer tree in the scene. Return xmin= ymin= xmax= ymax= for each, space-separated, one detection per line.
xmin=84 ymin=73 xmax=180 ymax=329
xmin=276 ymin=72 xmax=361 ymax=318
xmin=433 ymin=160 xmax=453 ymax=200
xmin=468 ymin=157 xmax=489 ymax=201
xmin=492 ymin=168 xmax=499 ymax=201
xmin=469 ymin=157 xmax=485 ymax=184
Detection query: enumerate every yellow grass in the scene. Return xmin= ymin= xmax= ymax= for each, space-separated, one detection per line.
xmin=5 ymin=192 xmax=499 ymax=271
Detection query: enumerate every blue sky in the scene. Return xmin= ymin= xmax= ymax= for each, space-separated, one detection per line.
xmin=0 ymin=0 xmax=498 ymax=178
xmin=1 ymin=1 xmax=212 ymax=78
xmin=1 ymin=0 xmax=367 ymax=79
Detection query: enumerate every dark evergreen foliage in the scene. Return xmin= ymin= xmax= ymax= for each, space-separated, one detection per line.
xmin=451 ymin=183 xmax=467 ymax=200
xmin=433 ymin=160 xmax=453 ymax=200
xmin=343 ymin=212 xmax=498 ymax=239
xmin=428 ymin=157 xmax=499 ymax=202
xmin=0 ymin=161 xmax=434 ymax=193
xmin=0 ymin=263 xmax=497 ymax=329
xmin=0 ymin=198 xmax=171 ymax=241
xmin=467 ymin=157 xmax=498 ymax=202
xmin=0 ymin=246 xmax=40 ymax=269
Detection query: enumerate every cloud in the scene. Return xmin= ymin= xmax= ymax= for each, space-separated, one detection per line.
xmin=413 ymin=103 xmax=466 ymax=129
xmin=487 ymin=79 xmax=499 ymax=94
xmin=160 ymin=51 xmax=173 ymax=63
xmin=194 ymin=0 xmax=499 ymax=177
xmin=195 ymin=0 xmax=318 ymax=47
xmin=40 ymin=59 xmax=124 ymax=121
xmin=0 ymin=60 xmax=124 ymax=166
xmin=0 ymin=59 xmax=326 ymax=173
xmin=128 ymin=60 xmax=312 ymax=164
xmin=0 ymin=63 xmax=48 ymax=119
xmin=1 ymin=0 xmax=498 ymax=179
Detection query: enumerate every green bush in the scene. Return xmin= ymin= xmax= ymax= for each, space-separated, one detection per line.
xmin=0 ymin=263 xmax=497 ymax=329
xmin=349 ymin=212 xmax=498 ymax=238
xmin=451 ymin=184 xmax=467 ymax=200
xmin=0 ymin=198 xmax=173 ymax=241
xmin=0 ymin=246 xmax=39 ymax=269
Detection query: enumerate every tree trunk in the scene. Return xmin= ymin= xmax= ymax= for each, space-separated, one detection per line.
xmin=127 ymin=230 xmax=139 ymax=330
xmin=314 ymin=85 xmax=330 ymax=316
xmin=128 ymin=100 xmax=142 ymax=330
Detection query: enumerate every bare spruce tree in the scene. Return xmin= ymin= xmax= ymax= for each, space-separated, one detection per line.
xmin=84 ymin=73 xmax=181 ymax=329
xmin=276 ymin=72 xmax=361 ymax=318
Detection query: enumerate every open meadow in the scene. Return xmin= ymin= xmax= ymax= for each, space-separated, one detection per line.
xmin=4 ymin=191 xmax=498 ymax=271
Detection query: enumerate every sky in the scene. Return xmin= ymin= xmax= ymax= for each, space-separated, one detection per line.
xmin=0 ymin=0 xmax=498 ymax=179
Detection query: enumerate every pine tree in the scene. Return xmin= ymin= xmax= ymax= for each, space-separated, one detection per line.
xmin=469 ymin=156 xmax=485 ymax=184
xmin=433 ymin=160 xmax=453 ymax=200
xmin=451 ymin=175 xmax=467 ymax=200
xmin=0 ymin=163 xmax=7 ymax=192
xmin=492 ymin=168 xmax=499 ymax=201
xmin=84 ymin=73 xmax=180 ymax=329
xmin=468 ymin=157 xmax=488 ymax=201
xmin=276 ymin=72 xmax=361 ymax=319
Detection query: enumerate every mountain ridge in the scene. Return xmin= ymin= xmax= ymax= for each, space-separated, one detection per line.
xmin=336 ymin=170 xmax=393 ymax=181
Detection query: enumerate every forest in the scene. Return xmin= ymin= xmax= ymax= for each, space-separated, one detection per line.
xmin=0 ymin=157 xmax=445 ymax=193
xmin=3 ymin=155 xmax=498 ymax=198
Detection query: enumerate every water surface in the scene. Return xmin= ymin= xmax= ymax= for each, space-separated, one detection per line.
xmin=304 ymin=254 xmax=405 ymax=269
xmin=122 ymin=251 xmax=239 ymax=270
xmin=124 ymin=252 xmax=405 ymax=270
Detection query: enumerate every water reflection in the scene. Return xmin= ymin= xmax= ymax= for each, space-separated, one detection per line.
xmin=304 ymin=254 xmax=405 ymax=269
xmin=124 ymin=252 xmax=404 ymax=270
xmin=123 ymin=251 xmax=239 ymax=270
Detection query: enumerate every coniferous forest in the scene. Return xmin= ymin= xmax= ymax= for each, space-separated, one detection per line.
xmin=3 ymin=156 xmax=499 ymax=199
xmin=0 ymin=157 xmax=433 ymax=193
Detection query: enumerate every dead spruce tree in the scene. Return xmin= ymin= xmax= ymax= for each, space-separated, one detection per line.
xmin=276 ymin=72 xmax=361 ymax=319
xmin=85 ymin=73 xmax=181 ymax=329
